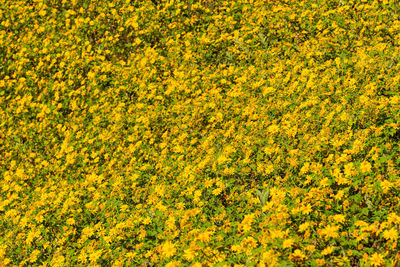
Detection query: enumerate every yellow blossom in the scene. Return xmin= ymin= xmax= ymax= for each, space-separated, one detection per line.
xmin=332 ymin=214 xmax=346 ymax=224
xmin=383 ymin=228 xmax=398 ymax=241
xmin=290 ymin=249 xmax=306 ymax=262
xmin=380 ymin=180 xmax=393 ymax=193
xmin=321 ymin=246 xmax=335 ymax=256
xmin=321 ymin=224 xmax=340 ymax=239
xmin=369 ymin=252 xmax=385 ymax=267
xmin=162 ymin=241 xmax=176 ymax=258
xmin=360 ymin=161 xmax=372 ymax=173
xmin=183 ymin=248 xmax=196 ymax=261
xmin=282 ymin=238 xmax=294 ymax=249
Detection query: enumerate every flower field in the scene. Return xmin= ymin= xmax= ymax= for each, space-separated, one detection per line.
xmin=1 ymin=0 xmax=400 ymax=266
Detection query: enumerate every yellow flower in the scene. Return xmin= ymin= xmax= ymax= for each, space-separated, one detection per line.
xmin=183 ymin=248 xmax=196 ymax=261
xmin=290 ymin=249 xmax=306 ymax=262
xmin=51 ymin=255 xmax=65 ymax=267
xmin=387 ymin=213 xmax=400 ymax=225
xmin=212 ymin=187 xmax=222 ymax=196
xmin=383 ymin=228 xmax=398 ymax=241
xmin=29 ymin=249 xmax=41 ymax=263
xmin=355 ymin=220 xmax=368 ymax=227
xmin=0 ymin=245 xmax=7 ymax=258
xmin=238 ymin=214 xmax=255 ymax=233
xmin=321 ymin=246 xmax=334 ymax=256
xmin=298 ymin=222 xmax=311 ymax=232
xmin=231 ymin=244 xmax=244 ymax=253
xmin=166 ymin=217 xmax=176 ymax=231
xmin=369 ymin=252 xmax=385 ymax=266
xmin=265 ymin=164 xmax=275 ymax=174
xmin=262 ymin=86 xmax=276 ymax=96
xmin=269 ymin=229 xmax=286 ymax=239
xmin=165 ymin=261 xmax=180 ymax=267
xmin=241 ymin=236 xmax=258 ymax=251
xmin=320 ymin=178 xmax=329 ymax=187
xmin=142 ymin=217 xmax=152 ymax=225
xmin=204 ymin=179 xmax=214 ymax=188
xmin=301 ymin=204 xmax=312 ymax=215
xmin=359 ymin=95 xmax=369 ymax=104
xmin=267 ymin=124 xmax=279 ymax=134
xmin=305 ymin=245 xmax=315 ymax=252
xmin=282 ymin=238 xmax=294 ymax=249
xmin=66 ymin=218 xmax=75 ymax=225
xmin=197 ymin=231 xmax=213 ymax=242
xmin=334 ymin=190 xmax=345 ymax=201
xmin=162 ymin=241 xmax=176 ymax=258
xmin=126 ymin=251 xmax=137 ymax=258
xmin=332 ymin=214 xmax=346 ymax=224
xmin=81 ymin=226 xmax=95 ymax=238
xmin=360 ymin=161 xmax=372 ymax=173
xmin=261 ymin=249 xmax=279 ymax=266
xmin=321 ymin=224 xmax=340 ymax=239
xmin=89 ymin=250 xmax=103 ymax=262
xmin=344 ymin=163 xmax=356 ymax=177
xmin=380 ymin=180 xmax=392 ymax=193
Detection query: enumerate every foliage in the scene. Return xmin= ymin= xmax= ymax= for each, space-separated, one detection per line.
xmin=1 ymin=0 xmax=400 ymax=266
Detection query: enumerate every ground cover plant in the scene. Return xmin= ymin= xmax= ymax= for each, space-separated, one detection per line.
xmin=1 ymin=0 xmax=400 ymax=266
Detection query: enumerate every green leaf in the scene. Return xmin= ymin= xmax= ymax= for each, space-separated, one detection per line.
xmin=255 ymin=188 xmax=270 ymax=206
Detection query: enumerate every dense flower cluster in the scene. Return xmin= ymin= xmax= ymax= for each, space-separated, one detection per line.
xmin=1 ymin=0 xmax=400 ymax=266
